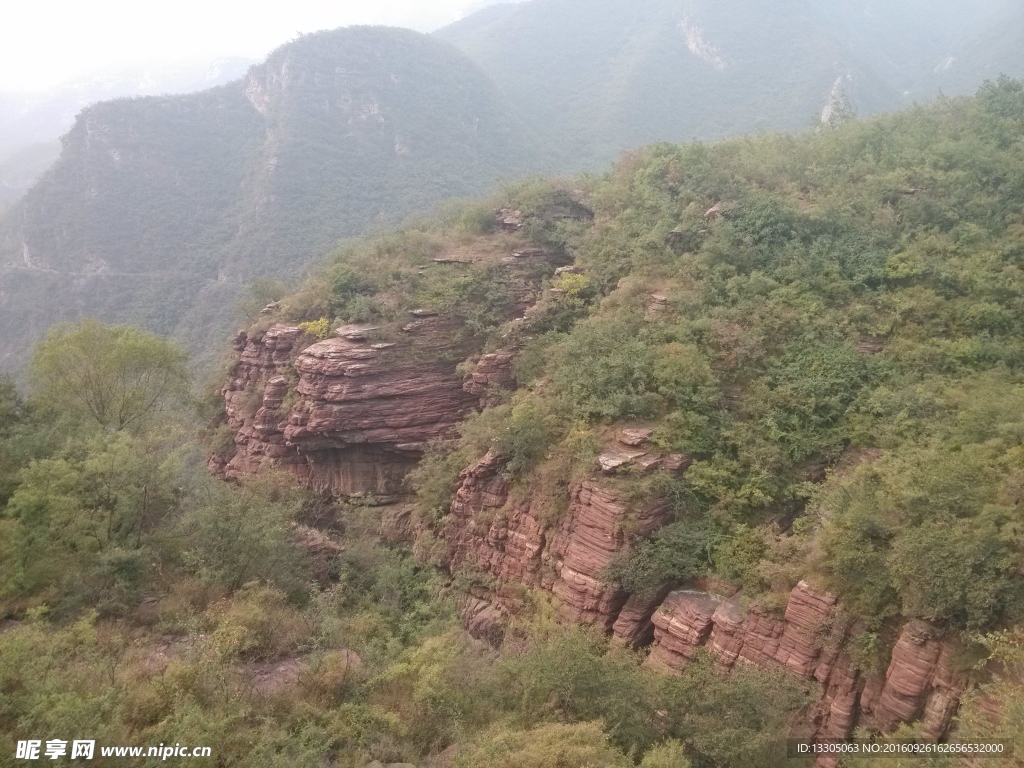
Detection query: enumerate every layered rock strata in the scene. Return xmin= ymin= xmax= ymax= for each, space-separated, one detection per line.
xmin=218 ymin=311 xmax=967 ymax=747
xmin=643 ymin=583 xmax=965 ymax=743
xmin=218 ymin=318 xmax=479 ymax=496
xmin=442 ymin=450 xmax=671 ymax=631
xmin=462 ymin=352 xmax=515 ymax=407
xmin=439 ymin=447 xmax=964 ymax=744
xmin=549 ymin=483 xmax=670 ymax=628
xmin=437 ymin=418 xmax=964 ymax=743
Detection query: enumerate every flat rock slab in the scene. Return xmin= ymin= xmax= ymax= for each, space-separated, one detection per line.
xmin=619 ymin=427 xmax=654 ymax=446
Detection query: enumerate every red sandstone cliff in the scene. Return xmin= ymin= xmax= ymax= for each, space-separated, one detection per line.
xmin=441 ymin=448 xmax=674 ymax=633
xmin=217 ymin=317 xmax=481 ymax=496
xmin=632 ymin=583 xmax=964 ymax=744
xmin=213 ymin=233 xmax=550 ymax=496
xmin=214 ymin=290 xmax=968 ymax=748
xmin=437 ymin=446 xmax=967 ymax=746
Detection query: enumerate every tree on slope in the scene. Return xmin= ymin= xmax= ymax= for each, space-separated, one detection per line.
xmin=30 ymin=319 xmax=190 ymax=432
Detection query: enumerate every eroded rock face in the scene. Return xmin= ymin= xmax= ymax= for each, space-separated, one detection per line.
xmin=441 ymin=453 xmax=672 ymax=630
xmin=438 ymin=452 xmax=963 ymax=745
xmin=644 ymin=590 xmax=723 ymax=672
xmin=220 ymin=315 xmax=967 ymax=746
xmin=550 ymin=482 xmax=671 ymax=629
xmin=611 ymin=584 xmax=673 ymax=648
xmin=866 ymin=622 xmax=965 ymax=740
xmin=641 ymin=581 xmax=965 ymax=743
xmin=463 ymin=352 xmax=515 ymax=407
xmin=443 ymin=450 xmax=548 ymax=589
xmin=217 ymin=318 xmax=479 ymax=496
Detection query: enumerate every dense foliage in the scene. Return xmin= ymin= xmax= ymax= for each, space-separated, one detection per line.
xmin=401 ymin=82 xmax=1024 ymax=647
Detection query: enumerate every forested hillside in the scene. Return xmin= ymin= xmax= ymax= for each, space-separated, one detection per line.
xmin=225 ymin=77 xmax=1024 ymax=655
xmin=5 ymin=82 xmax=1018 ymax=766
xmin=217 ymin=76 xmax=1024 ymax=756
xmin=0 ymin=26 xmax=522 ymax=372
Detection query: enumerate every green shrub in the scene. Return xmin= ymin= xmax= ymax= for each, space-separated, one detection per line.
xmin=603 ymin=519 xmax=721 ymax=597
xmin=211 ymin=583 xmax=311 ymax=661
xmin=640 ymin=740 xmax=692 ymax=768
xmin=179 ymin=474 xmax=310 ymax=595
xmin=549 ymin=316 xmax=660 ymax=421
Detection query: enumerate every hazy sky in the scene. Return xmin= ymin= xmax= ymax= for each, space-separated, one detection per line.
xmin=1 ymin=0 xmax=504 ymax=92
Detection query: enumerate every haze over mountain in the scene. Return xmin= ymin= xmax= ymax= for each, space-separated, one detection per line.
xmin=0 ymin=27 xmax=521 ymax=370
xmin=1 ymin=0 xmax=1023 ymax=373
xmin=437 ymin=0 xmax=1020 ymax=170
xmin=0 ymin=58 xmax=254 ymax=206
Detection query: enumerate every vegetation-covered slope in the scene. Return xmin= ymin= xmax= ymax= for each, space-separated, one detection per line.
xmin=255 ymin=78 xmax=1024 ymax=650
xmin=0 ymin=26 xmax=523 ymax=372
xmin=2 ymin=83 xmax=1024 ymax=767
xmin=423 ymin=78 xmax=1024 ymax=637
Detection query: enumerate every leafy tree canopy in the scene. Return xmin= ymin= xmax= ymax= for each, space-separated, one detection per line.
xmin=29 ymin=319 xmax=190 ymax=433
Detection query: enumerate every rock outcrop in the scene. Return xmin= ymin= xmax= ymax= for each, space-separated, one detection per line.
xmin=463 ymin=352 xmax=515 ymax=407
xmin=441 ymin=451 xmax=671 ymax=631
xmin=864 ymin=622 xmax=965 ymax=740
xmin=642 ymin=582 xmax=965 ymax=744
xmin=444 ymin=450 xmax=547 ymax=590
xmin=610 ymin=585 xmax=674 ymax=648
xmin=549 ymin=483 xmax=670 ymax=628
xmin=437 ymin=446 xmax=965 ymax=743
xmin=217 ymin=295 xmax=967 ymax=749
xmin=218 ymin=317 xmax=479 ymax=496
xmin=215 ymin=236 xmax=554 ymax=497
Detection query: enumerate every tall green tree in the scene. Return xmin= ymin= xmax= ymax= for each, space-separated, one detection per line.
xmin=29 ymin=319 xmax=191 ymax=432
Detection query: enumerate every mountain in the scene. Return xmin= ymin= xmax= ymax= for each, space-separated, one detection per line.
xmin=3 ymin=0 xmax=1023 ymax=374
xmin=0 ymin=27 xmax=523 ymax=371
xmin=927 ymin=2 xmax=1024 ymax=94
xmin=807 ymin=0 xmax=1014 ymax=96
xmin=205 ymin=83 xmax=1024 ymax=756
xmin=438 ymin=0 xmax=1019 ymax=171
xmin=0 ymin=57 xmax=255 ymax=203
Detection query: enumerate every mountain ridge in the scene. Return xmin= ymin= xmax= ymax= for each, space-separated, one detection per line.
xmin=2 ymin=1 xmax=1024 ymax=374
xmin=0 ymin=26 xmax=524 ymax=372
